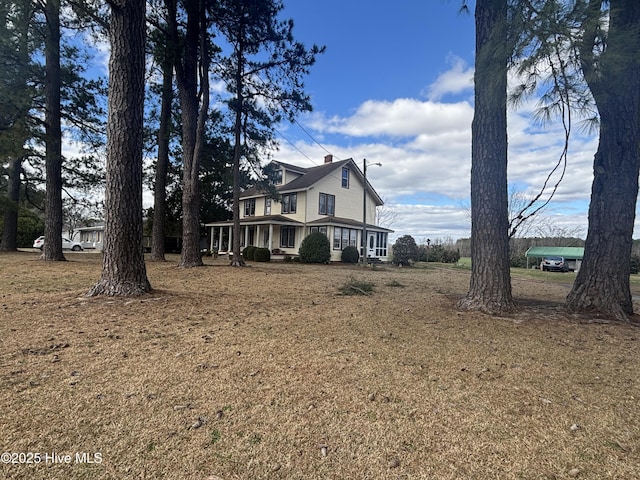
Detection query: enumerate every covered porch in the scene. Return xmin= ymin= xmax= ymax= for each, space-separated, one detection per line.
xmin=306 ymin=217 xmax=392 ymax=262
xmin=205 ymin=216 xmax=304 ymax=258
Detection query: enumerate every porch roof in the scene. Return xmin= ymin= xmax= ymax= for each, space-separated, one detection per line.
xmin=205 ymin=215 xmax=394 ymax=232
xmin=307 ymin=216 xmax=394 ymax=232
xmin=204 ymin=215 xmax=304 ymax=227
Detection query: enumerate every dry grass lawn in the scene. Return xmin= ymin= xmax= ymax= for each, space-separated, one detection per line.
xmin=1 ymin=251 xmax=639 ymax=480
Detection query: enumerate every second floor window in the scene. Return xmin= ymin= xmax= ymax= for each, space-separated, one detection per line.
xmin=264 ymin=198 xmax=271 ymax=215
xmin=319 ymin=193 xmax=335 ymax=216
xmin=281 ymin=193 xmax=297 ymax=214
xmin=244 ymin=198 xmax=255 ymax=216
xmin=342 ymin=167 xmax=350 ymax=188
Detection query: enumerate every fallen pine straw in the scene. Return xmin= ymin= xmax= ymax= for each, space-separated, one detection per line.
xmin=0 ymin=251 xmax=639 ymax=480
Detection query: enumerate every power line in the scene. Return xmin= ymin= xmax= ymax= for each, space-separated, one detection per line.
xmin=252 ymin=71 xmax=341 ymax=163
xmin=274 ymin=126 xmax=316 ymax=163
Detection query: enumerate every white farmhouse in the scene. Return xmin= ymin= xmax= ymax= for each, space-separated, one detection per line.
xmin=205 ymin=155 xmax=393 ymax=262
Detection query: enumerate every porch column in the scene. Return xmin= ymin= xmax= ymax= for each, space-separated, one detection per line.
xmin=269 ymin=224 xmax=273 ymax=251
xmin=256 ymin=225 xmax=261 ymax=247
xmin=219 ymin=226 xmax=224 ymax=251
xmin=228 ymin=226 xmax=232 ymax=252
xmin=244 ymin=225 xmax=249 ymax=247
xmin=209 ymin=227 xmax=214 ymax=252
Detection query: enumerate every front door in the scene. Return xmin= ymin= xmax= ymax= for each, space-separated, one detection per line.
xmin=367 ymin=232 xmax=376 ymax=258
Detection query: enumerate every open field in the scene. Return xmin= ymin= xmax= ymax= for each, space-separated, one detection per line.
xmin=1 ymin=251 xmax=639 ymax=479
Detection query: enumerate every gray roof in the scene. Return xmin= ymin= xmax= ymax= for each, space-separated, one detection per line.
xmin=240 ymin=158 xmax=384 ymax=206
xmin=204 ymin=215 xmax=303 ymax=227
xmin=272 ymin=160 xmax=308 ymax=174
xmin=278 ymin=159 xmax=352 ymax=192
xmin=307 ymin=216 xmax=393 ymax=232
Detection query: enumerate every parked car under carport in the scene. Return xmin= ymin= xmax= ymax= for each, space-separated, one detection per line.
xmin=541 ymin=256 xmax=569 ymax=272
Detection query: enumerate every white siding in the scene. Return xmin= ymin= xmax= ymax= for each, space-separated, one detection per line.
xmin=306 ymin=168 xmax=377 ymax=223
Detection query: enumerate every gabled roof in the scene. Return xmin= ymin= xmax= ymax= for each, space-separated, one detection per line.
xmin=272 ymin=160 xmax=308 ymax=175
xmin=525 ymin=246 xmax=584 ymax=259
xmin=241 ymin=158 xmax=384 ymax=206
xmin=278 ymin=158 xmax=352 ymax=192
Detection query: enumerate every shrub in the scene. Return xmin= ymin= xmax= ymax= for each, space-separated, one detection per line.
xmin=631 ymin=255 xmax=640 ymax=274
xmin=392 ymin=235 xmax=419 ymax=266
xmin=254 ymin=247 xmax=271 ymax=262
xmin=299 ymin=232 xmax=331 ymax=263
xmin=341 ymin=245 xmax=360 ymax=263
xmin=417 ymin=243 xmax=461 ymax=264
xmin=442 ymin=249 xmax=461 ymax=264
xmin=510 ymin=254 xmax=528 ymax=268
xmin=242 ymin=245 xmax=257 ymax=261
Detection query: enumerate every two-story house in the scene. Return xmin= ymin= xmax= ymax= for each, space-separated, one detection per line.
xmin=205 ymin=155 xmax=393 ymax=262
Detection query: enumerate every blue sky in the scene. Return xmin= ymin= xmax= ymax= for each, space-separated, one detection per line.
xmin=79 ymin=1 xmax=608 ymax=243
xmin=282 ymin=1 xmax=476 ymax=115
xmin=268 ymin=0 xmax=604 ymax=243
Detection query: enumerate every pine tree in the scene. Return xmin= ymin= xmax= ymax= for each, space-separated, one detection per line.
xmin=213 ymin=0 xmax=324 ymax=267
xmin=458 ymin=0 xmax=515 ymax=314
xmin=88 ymin=0 xmax=151 ymax=296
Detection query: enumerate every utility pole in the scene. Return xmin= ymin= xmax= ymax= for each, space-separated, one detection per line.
xmin=362 ymin=158 xmax=381 ymax=266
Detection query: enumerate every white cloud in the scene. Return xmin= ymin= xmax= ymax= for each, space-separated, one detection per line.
xmin=425 ymin=56 xmax=474 ymax=101
xmin=310 ymin=98 xmax=473 ymax=138
xmin=273 ymin=61 xmax=602 ymax=242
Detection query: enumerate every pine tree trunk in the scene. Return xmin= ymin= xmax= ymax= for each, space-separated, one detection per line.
xmin=0 ymin=157 xmax=21 ymax=252
xmin=230 ymin=136 xmax=245 ymax=267
xmin=42 ymin=0 xmax=65 ymax=262
xmin=230 ymin=33 xmax=245 ymax=267
xmin=150 ymin=52 xmax=173 ymax=262
xmin=567 ymin=0 xmax=640 ymax=322
xmin=88 ymin=0 xmax=151 ymax=296
xmin=458 ymin=0 xmax=514 ymax=314
xmin=230 ymin=84 xmax=245 ymax=267
xmin=178 ymin=87 xmax=203 ymax=268
xmin=1 ymin=3 xmax=30 ymax=252
xmin=174 ymin=0 xmax=206 ymax=268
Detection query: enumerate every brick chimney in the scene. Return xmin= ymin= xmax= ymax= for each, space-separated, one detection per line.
xmin=324 ymin=154 xmax=333 ymax=164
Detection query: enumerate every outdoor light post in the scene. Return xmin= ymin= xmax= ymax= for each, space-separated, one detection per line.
xmin=362 ymin=158 xmax=382 ymax=266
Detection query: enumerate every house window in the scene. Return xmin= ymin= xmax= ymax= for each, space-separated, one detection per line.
xmin=319 ymin=193 xmax=335 ymax=216
xmin=280 ymin=226 xmax=296 ymax=248
xmin=310 ymin=226 xmax=328 ymax=235
xmin=341 ymin=228 xmax=349 ymax=250
xmin=341 ymin=167 xmax=350 ymax=188
xmin=281 ymin=193 xmax=297 ymax=214
xmin=333 ymin=227 xmax=358 ymax=250
xmin=244 ymin=198 xmax=255 ymax=217
xmin=376 ymin=232 xmax=388 ymax=256
xmin=265 ymin=198 xmax=271 ymax=215
xmin=268 ymin=167 xmax=283 ymax=185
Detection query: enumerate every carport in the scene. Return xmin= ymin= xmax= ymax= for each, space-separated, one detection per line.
xmin=525 ymin=246 xmax=584 ymax=271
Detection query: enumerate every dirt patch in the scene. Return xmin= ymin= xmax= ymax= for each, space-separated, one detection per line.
xmin=1 ymin=252 xmax=639 ymax=479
